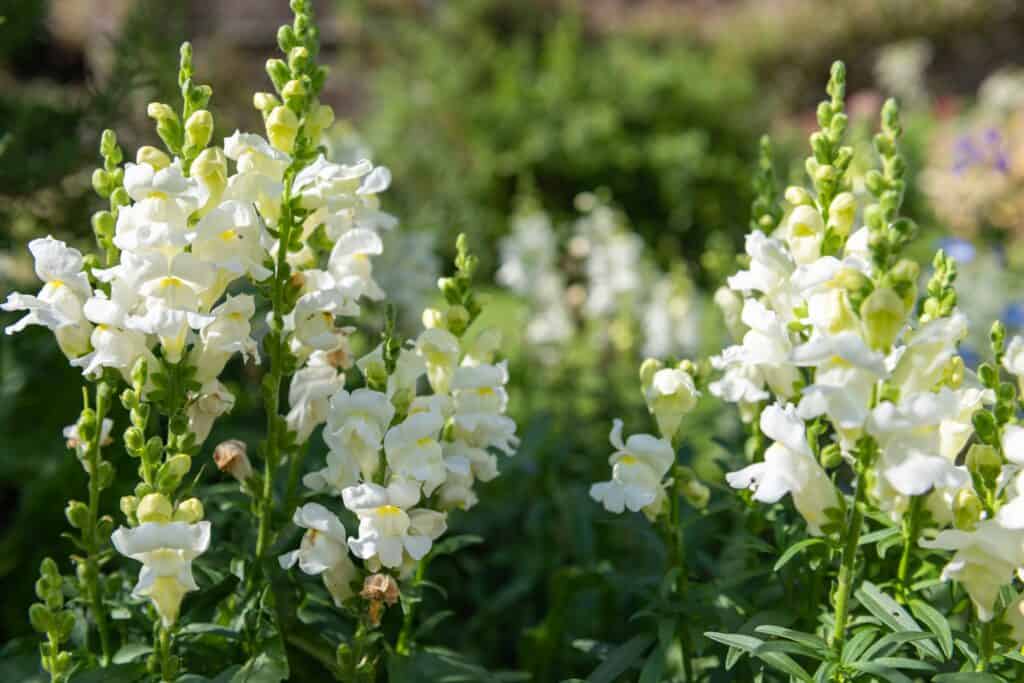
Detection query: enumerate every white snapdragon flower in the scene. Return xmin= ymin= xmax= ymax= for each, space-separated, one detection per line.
xmin=279 ymin=503 xmax=358 ymax=607
xmin=782 ymin=205 xmax=826 ymax=265
xmin=384 ymin=411 xmax=447 ymax=495
xmin=449 ymin=364 xmax=519 ymax=454
xmin=1004 ymin=335 xmax=1024 ymax=385
xmin=890 ymin=312 xmax=967 ymax=395
xmin=342 ymin=480 xmax=447 ymax=570
xmin=137 ymin=252 xmax=216 ymax=313
xmin=223 ymin=131 xmax=288 ymax=224
xmin=2 ymin=236 xmax=94 ymax=358
xmin=796 ymin=355 xmax=878 ymax=433
xmin=643 ymin=367 xmax=699 ymax=442
xmin=186 ymin=379 xmax=236 ymax=444
xmin=126 ymin=299 xmax=213 ymax=364
xmin=867 ymin=389 xmax=968 ymax=497
xmin=323 ymin=388 xmax=395 ymax=479
xmin=921 ymin=517 xmax=1024 ymax=621
xmin=727 ymin=232 xmax=797 ymax=318
xmin=712 ymin=299 xmax=801 ymax=400
xmin=111 ymin=520 xmax=211 ymax=626
xmin=416 ymin=327 xmax=460 ymax=394
xmin=291 ymin=285 xmax=359 ymax=352
xmin=327 ymin=229 xmax=385 ymax=301
xmin=590 ymin=419 xmax=674 ymax=517
xmin=357 ymin=344 xmax=426 ymax=399
xmin=726 ymin=403 xmax=839 ymax=535
xmin=72 ymin=323 xmax=155 ymax=380
xmin=192 ymin=295 xmax=258 ymax=383
xmin=189 ymin=200 xmax=272 ymax=294
xmin=286 ymin=352 xmax=346 ymax=443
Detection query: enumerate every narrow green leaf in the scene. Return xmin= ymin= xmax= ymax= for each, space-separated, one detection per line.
xmin=933 ymin=674 xmax=1006 ymax=682
xmin=773 ymin=538 xmax=826 ymax=571
xmin=855 ymin=581 xmax=941 ymax=660
xmin=852 ymin=662 xmax=912 ymax=683
xmin=908 ymin=599 xmax=953 ymax=659
xmin=585 ymin=634 xmax=655 ymax=683
xmin=754 ymin=625 xmax=827 ymax=652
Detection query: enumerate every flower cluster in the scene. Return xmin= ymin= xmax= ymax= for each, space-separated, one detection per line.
xmin=280 ymin=235 xmax=518 ymax=616
xmin=497 ymin=193 xmax=701 ymax=363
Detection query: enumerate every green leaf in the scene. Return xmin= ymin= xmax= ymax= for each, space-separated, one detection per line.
xmin=854 ymin=581 xmax=941 ymax=660
xmin=704 ymin=632 xmax=813 ymax=681
xmin=851 ymin=662 xmax=913 ymax=683
xmin=908 ymin=599 xmax=953 ymax=659
xmin=69 ymin=664 xmax=146 ymax=682
xmin=840 ymin=627 xmax=878 ymax=663
xmin=637 ymin=642 xmax=666 ymax=683
xmin=754 ymin=625 xmax=827 ymax=652
xmin=230 ymin=653 xmax=288 ymax=683
xmin=428 ymin=534 xmax=484 ymax=559
xmin=111 ymin=644 xmax=152 ymax=664
xmin=860 ymin=631 xmax=937 ymax=661
xmin=584 ymin=634 xmax=655 ymax=683
xmin=873 ymin=656 xmax=935 ymax=671
xmin=773 ymin=538 xmax=826 ymax=571
xmin=933 ymin=674 xmax=1006 ymax=682
xmin=756 ymin=651 xmax=813 ymax=682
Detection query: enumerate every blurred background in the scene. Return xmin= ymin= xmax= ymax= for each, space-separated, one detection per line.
xmin=4 ymin=0 xmax=1024 ymax=679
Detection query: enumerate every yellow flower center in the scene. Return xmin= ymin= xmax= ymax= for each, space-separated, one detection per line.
xmin=219 ymin=229 xmax=238 ymax=242
xmin=377 ymin=505 xmax=402 ymax=516
xmin=416 ymin=436 xmax=434 ymax=448
xmin=159 ymin=276 xmax=184 ymax=289
xmin=619 ymin=454 xmax=638 ymax=465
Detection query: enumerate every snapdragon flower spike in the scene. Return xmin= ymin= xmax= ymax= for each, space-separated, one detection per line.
xmin=278 ymin=503 xmax=358 ymax=607
xmin=590 ymin=419 xmax=675 ymax=518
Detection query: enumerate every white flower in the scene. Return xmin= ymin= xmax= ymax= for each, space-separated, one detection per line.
xmin=1004 ymin=335 xmax=1024 ymax=379
xmin=2 ymin=237 xmax=93 ymax=358
xmin=416 ymin=327 xmax=460 ymax=394
xmin=327 ymin=229 xmax=385 ymax=301
xmin=71 ymin=324 xmax=155 ymax=379
xmin=287 ymin=352 xmax=346 ymax=442
xmin=726 ymin=404 xmax=839 ymax=535
xmin=279 ymin=503 xmax=358 ymax=607
xmin=137 ymin=252 xmax=216 ymax=313
xmin=921 ymin=518 xmax=1024 ymax=621
xmin=126 ymin=299 xmax=213 ymax=364
xmin=712 ymin=299 xmax=801 ymax=400
xmin=357 ymin=344 xmax=425 ymax=399
xmin=643 ymin=367 xmax=699 ymax=441
xmin=589 ymin=419 xmax=674 ymax=516
xmin=384 ymin=411 xmax=446 ymax=494
xmin=111 ymin=521 xmax=211 ymax=626
xmin=890 ymin=312 xmax=967 ymax=395
xmin=783 ymin=205 xmax=825 ymax=265
xmin=452 ymin=362 xmax=509 ymax=415
xmin=323 ymin=388 xmax=395 ymax=479
xmin=867 ymin=389 xmax=969 ymax=496
xmin=342 ymin=480 xmax=447 ymax=570
xmin=796 ymin=356 xmax=877 ymax=432
xmin=186 ymin=380 xmax=236 ymax=444
xmin=189 ymin=200 xmax=272 ymax=289
xmin=291 ymin=285 xmax=359 ymax=351
xmin=727 ymin=231 xmax=796 ymax=317
xmin=192 ymin=295 xmax=258 ymax=382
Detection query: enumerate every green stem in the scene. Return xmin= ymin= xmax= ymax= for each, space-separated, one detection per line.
xmin=977 ymin=620 xmax=994 ymax=671
xmin=666 ymin=464 xmax=693 ymax=680
xmin=83 ymin=383 xmax=113 ymax=666
xmin=283 ymin=441 xmax=310 ymax=523
xmin=896 ymin=495 xmax=923 ymax=603
xmin=831 ymin=471 xmax=867 ymax=655
xmin=256 ymin=174 xmax=295 ymax=562
xmin=158 ymin=626 xmax=174 ymax=682
xmin=396 ymin=559 xmax=428 ymax=655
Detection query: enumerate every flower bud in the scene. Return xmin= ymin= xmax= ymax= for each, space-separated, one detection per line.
xmin=184 ymin=110 xmax=214 ymax=150
xmin=265 ymin=58 xmax=290 ymax=91
xmin=266 ymin=105 xmax=299 ymax=154
xmin=288 ymin=46 xmax=311 ymax=73
xmin=120 ymin=495 xmax=138 ymax=520
xmin=639 ymin=358 xmax=663 ymax=389
xmin=860 ymin=287 xmax=905 ymax=351
xmin=422 ymin=308 xmax=444 ymax=329
xmin=124 ymin=426 xmax=145 ymax=453
xmin=681 ymin=479 xmax=710 ymax=510
xmin=65 ymin=500 xmax=89 ymax=529
xmin=966 ymin=443 xmax=1002 ymax=482
xmin=819 ymin=443 xmax=843 ymax=469
xmin=282 ymin=79 xmax=306 ymax=103
xmin=953 ymin=488 xmax=983 ymax=531
xmin=784 ymin=186 xmax=813 ymax=206
xmin=192 ymin=146 xmax=227 ymax=203
xmin=164 ymin=453 xmax=192 ymax=478
xmin=173 ymin=498 xmax=204 ymax=523
xmin=137 ymin=493 xmax=173 ymax=524
xmin=253 ymin=92 xmax=281 ymax=113
xmin=213 ymin=440 xmax=253 ymax=482
xmin=146 ymin=102 xmax=177 ymax=123
xmin=131 ymin=358 xmax=148 ymax=389
xmin=136 ymin=145 xmax=171 ymax=170
xmin=306 ymin=103 xmax=335 ymax=140
xmin=827 ymin=192 xmax=856 ymax=236
xmin=445 ymin=305 xmax=470 ymax=336
xmin=96 ymin=461 xmax=116 ymax=490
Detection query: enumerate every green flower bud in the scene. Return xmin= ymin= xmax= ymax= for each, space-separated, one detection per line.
xmin=266 ymin=58 xmax=291 ymax=92
xmin=639 ymin=358 xmax=664 ymax=389
xmin=827 ymin=192 xmax=856 ymax=236
xmin=136 ymin=145 xmax=171 ymax=170
xmin=253 ymin=92 xmax=281 ymax=113
xmin=29 ymin=603 xmax=52 ymax=634
xmin=91 ymin=169 xmax=111 ymax=198
xmin=445 ymin=305 xmax=470 ymax=336
xmin=819 ymin=443 xmax=843 ymax=469
xmin=137 ymin=493 xmax=173 ymax=524
xmin=288 ymin=46 xmax=310 ymax=73
xmin=165 ymin=453 xmax=192 ymax=478
xmin=682 ymin=479 xmax=710 ymax=510
xmin=120 ymin=495 xmax=138 ymax=520
xmin=144 ymin=436 xmax=164 ymax=465
xmin=306 ymin=103 xmax=335 ymax=140
xmin=184 ymin=109 xmax=214 ymax=150
xmin=784 ymin=186 xmax=813 ymax=207
xmin=64 ymin=501 xmax=89 ymax=529
xmin=860 ymin=287 xmax=905 ymax=351
xmin=266 ymin=105 xmax=299 ymax=154
xmin=953 ymin=488 xmax=983 ymax=531
xmin=96 ymin=515 xmax=114 ymax=540
xmin=96 ymin=461 xmax=115 ymax=490
xmin=124 ymin=426 xmax=145 ymax=453
xmin=966 ymin=443 xmax=1002 ymax=482
xmin=173 ymin=498 xmax=204 ymax=523
xmin=282 ymin=78 xmax=306 ymax=102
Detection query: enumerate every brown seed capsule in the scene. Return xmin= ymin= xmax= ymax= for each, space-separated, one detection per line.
xmin=213 ymin=439 xmax=253 ymax=482
xmin=361 ymin=573 xmax=399 ymax=606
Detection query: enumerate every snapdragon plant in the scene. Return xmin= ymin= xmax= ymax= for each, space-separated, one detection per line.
xmin=6 ymin=3 xmax=519 ymax=681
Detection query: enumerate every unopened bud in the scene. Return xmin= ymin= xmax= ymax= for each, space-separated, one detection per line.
xmin=253 ymin=92 xmax=281 ymax=113
xmin=137 ymin=493 xmax=173 ymax=524
xmin=213 ymin=440 xmax=253 ymax=482
xmin=136 ymin=145 xmax=171 ymax=170
xmin=184 ymin=110 xmax=214 ymax=150
xmin=953 ymin=489 xmax=983 ymax=530
xmin=164 ymin=453 xmax=192 ymax=478
xmin=860 ymin=287 xmax=905 ymax=351
xmin=827 ymin=192 xmax=856 ymax=236
xmin=422 ymin=308 xmax=444 ymax=330
xmin=966 ymin=443 xmax=1002 ymax=482
xmin=65 ymin=501 xmax=89 ymax=529
xmin=681 ymin=479 xmax=710 ymax=510
xmin=173 ymin=498 xmax=204 ymax=523
xmin=819 ymin=443 xmax=843 ymax=469
xmin=639 ymin=358 xmax=664 ymax=389
xmin=445 ymin=305 xmax=470 ymax=335
xmin=784 ymin=186 xmax=813 ymax=206
xmin=266 ymin=105 xmax=299 ymax=154
xmin=281 ymin=79 xmax=306 ymax=102
xmin=120 ymin=495 xmax=138 ymax=520
xmin=146 ymin=102 xmax=177 ymax=123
